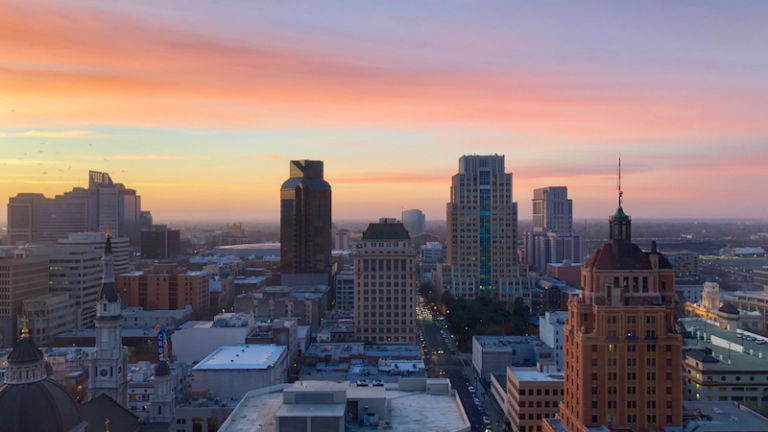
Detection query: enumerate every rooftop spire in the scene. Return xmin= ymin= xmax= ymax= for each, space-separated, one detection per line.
xmin=20 ymin=316 xmax=30 ymax=340
xmin=617 ymin=155 xmax=623 ymax=209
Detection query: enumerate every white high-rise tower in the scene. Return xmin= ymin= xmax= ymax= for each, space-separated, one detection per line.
xmin=87 ymin=233 xmax=128 ymax=406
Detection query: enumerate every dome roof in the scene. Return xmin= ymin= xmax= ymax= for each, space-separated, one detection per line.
xmin=7 ymin=338 xmax=44 ymax=364
xmin=0 ymin=379 xmax=86 ymax=432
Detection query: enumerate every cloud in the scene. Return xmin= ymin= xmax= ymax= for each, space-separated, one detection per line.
xmin=109 ymin=155 xmax=212 ymax=161
xmin=254 ymin=155 xmax=282 ymax=161
xmin=0 ymin=130 xmax=93 ymax=138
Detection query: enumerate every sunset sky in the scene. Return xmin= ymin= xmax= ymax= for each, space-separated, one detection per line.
xmin=2 ymin=1 xmax=767 ymax=222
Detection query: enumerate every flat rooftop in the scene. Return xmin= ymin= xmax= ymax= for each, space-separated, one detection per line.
xmin=474 ymin=335 xmax=542 ymax=352
xmin=219 ymin=381 xmax=469 ymax=432
xmin=193 ymin=344 xmax=286 ymax=371
xmin=682 ymin=401 xmax=768 ymax=431
xmin=510 ymin=369 xmax=565 ymax=383
xmin=682 ymin=319 xmax=768 ymax=372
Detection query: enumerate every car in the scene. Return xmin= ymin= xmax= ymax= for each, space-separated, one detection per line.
xmin=737 ymin=333 xmax=745 ymax=338
xmin=483 ymin=416 xmax=491 ymax=424
xmin=468 ymin=386 xmax=475 ymax=393
xmin=756 ymin=339 xmax=767 ymax=344
xmin=484 ymin=428 xmax=493 ymax=432
xmin=372 ymin=380 xmax=384 ymax=387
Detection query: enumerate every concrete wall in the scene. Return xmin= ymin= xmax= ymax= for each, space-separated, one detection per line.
xmin=172 ymin=327 xmax=250 ymax=364
xmin=191 ymin=350 xmax=288 ymax=399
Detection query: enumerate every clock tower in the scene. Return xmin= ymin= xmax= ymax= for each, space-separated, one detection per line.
xmin=88 ymin=233 xmax=128 ymax=406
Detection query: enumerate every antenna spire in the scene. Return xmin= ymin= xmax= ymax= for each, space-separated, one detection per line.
xmin=617 ymin=155 xmax=623 ymax=208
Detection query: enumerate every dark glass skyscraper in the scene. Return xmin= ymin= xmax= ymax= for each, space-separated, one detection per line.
xmin=280 ymin=160 xmax=332 ymax=274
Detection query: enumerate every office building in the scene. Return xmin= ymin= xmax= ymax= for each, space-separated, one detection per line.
xmin=506 ymin=368 xmax=564 ymax=432
xmin=48 ymin=243 xmax=104 ymax=329
xmin=401 ymin=208 xmax=426 ymax=236
xmin=444 ymin=155 xmax=527 ymax=301
xmin=217 ymin=379 xmax=469 ymax=432
xmin=552 ymin=203 xmax=682 ymax=432
xmin=0 ymin=246 xmax=49 ymax=348
xmin=6 ymin=171 xmax=143 ymax=246
xmin=280 ymin=160 xmax=332 ymax=275
xmin=753 ymin=269 xmax=768 ymax=289
xmin=354 ymin=219 xmax=418 ymax=345
xmin=117 ymin=265 xmax=210 ymax=314
xmin=539 ymin=311 xmax=568 ymax=371
xmin=525 ymin=187 xmax=583 ymax=273
xmin=17 ymin=292 xmax=78 ymax=347
xmin=669 ymin=252 xmax=699 ymax=278
xmin=335 ymin=265 xmax=355 ymax=311
xmin=58 ymin=232 xmax=130 ymax=275
xmin=140 ymin=225 xmax=181 ymax=258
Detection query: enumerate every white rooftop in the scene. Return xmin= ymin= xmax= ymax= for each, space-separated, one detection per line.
xmin=510 ymin=369 xmax=565 ymax=382
xmin=193 ymin=344 xmax=286 ymax=371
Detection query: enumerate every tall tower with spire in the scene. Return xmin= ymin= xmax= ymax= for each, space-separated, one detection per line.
xmin=88 ymin=233 xmax=128 ymax=406
xmin=549 ymin=163 xmax=683 ymax=432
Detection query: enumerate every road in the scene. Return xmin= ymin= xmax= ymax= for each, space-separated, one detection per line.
xmin=419 ymin=307 xmax=504 ymax=432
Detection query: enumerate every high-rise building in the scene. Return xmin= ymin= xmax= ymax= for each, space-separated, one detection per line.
xmin=0 ymin=246 xmax=50 ymax=348
xmin=444 ymin=155 xmax=527 ymax=301
xmin=551 ymin=204 xmax=682 ymax=432
xmin=17 ymin=292 xmax=78 ymax=346
xmin=401 ymin=209 xmax=426 ymax=237
xmin=525 ymin=187 xmax=583 ymax=273
xmin=354 ymin=219 xmax=417 ymax=344
xmin=48 ymin=244 xmax=104 ymax=330
xmin=280 ymin=160 xmax=332 ymax=275
xmin=6 ymin=171 xmax=143 ymax=246
xmin=87 ymin=235 xmax=129 ymax=406
xmin=58 ymin=232 xmax=130 ymax=275
xmin=335 ymin=265 xmax=355 ymax=311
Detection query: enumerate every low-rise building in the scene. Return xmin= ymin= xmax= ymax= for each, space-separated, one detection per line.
xmin=506 ymin=368 xmax=564 ymax=432
xmin=217 ymin=379 xmax=470 ymax=432
xmin=121 ymin=305 xmax=194 ymax=330
xmin=538 ymin=311 xmax=567 ymax=371
xmin=682 ymin=318 xmax=768 ymax=415
xmin=118 ymin=265 xmax=210 ymax=315
xmin=172 ymin=312 xmax=255 ymax=364
xmin=472 ymin=336 xmax=556 ymax=382
xmin=681 ymin=401 xmax=768 ymax=432
xmin=191 ymin=344 xmax=288 ymax=399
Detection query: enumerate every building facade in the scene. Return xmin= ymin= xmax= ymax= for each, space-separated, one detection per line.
xmin=0 ymin=247 xmax=49 ymax=348
xmin=401 ymin=209 xmax=426 ymax=237
xmin=280 ymin=160 xmax=332 ymax=275
xmin=539 ymin=311 xmax=568 ymax=371
xmin=335 ymin=265 xmax=355 ymax=311
xmin=354 ymin=219 xmax=418 ymax=345
xmin=48 ymin=243 xmax=104 ymax=330
xmin=556 ymin=206 xmax=683 ymax=432
xmin=444 ymin=155 xmax=527 ymax=301
xmin=506 ymin=368 xmax=564 ymax=432
xmin=117 ymin=265 xmax=210 ymax=314
xmin=525 ymin=187 xmax=583 ymax=273
xmin=17 ymin=292 xmax=78 ymax=346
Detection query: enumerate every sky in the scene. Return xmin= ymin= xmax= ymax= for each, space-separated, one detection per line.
xmin=1 ymin=1 xmax=767 ymax=223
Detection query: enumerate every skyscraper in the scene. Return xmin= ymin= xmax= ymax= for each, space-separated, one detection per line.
xmin=0 ymin=246 xmax=49 ymax=348
xmin=354 ymin=218 xmax=417 ymax=344
xmin=401 ymin=209 xmax=426 ymax=236
xmin=444 ymin=155 xmax=527 ymax=301
xmin=6 ymin=171 xmax=143 ymax=246
xmin=525 ymin=186 xmax=583 ymax=273
xmin=551 ymin=204 xmax=682 ymax=432
xmin=279 ymin=160 xmax=332 ymax=275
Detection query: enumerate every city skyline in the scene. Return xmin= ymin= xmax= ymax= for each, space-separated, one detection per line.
xmin=2 ymin=1 xmax=768 ymax=221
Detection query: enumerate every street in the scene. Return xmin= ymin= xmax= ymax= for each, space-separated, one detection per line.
xmin=418 ymin=306 xmax=506 ymax=432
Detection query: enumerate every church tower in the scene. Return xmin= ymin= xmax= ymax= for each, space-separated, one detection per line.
xmin=149 ymin=361 xmax=175 ymax=424
xmin=88 ymin=233 xmax=128 ymax=406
